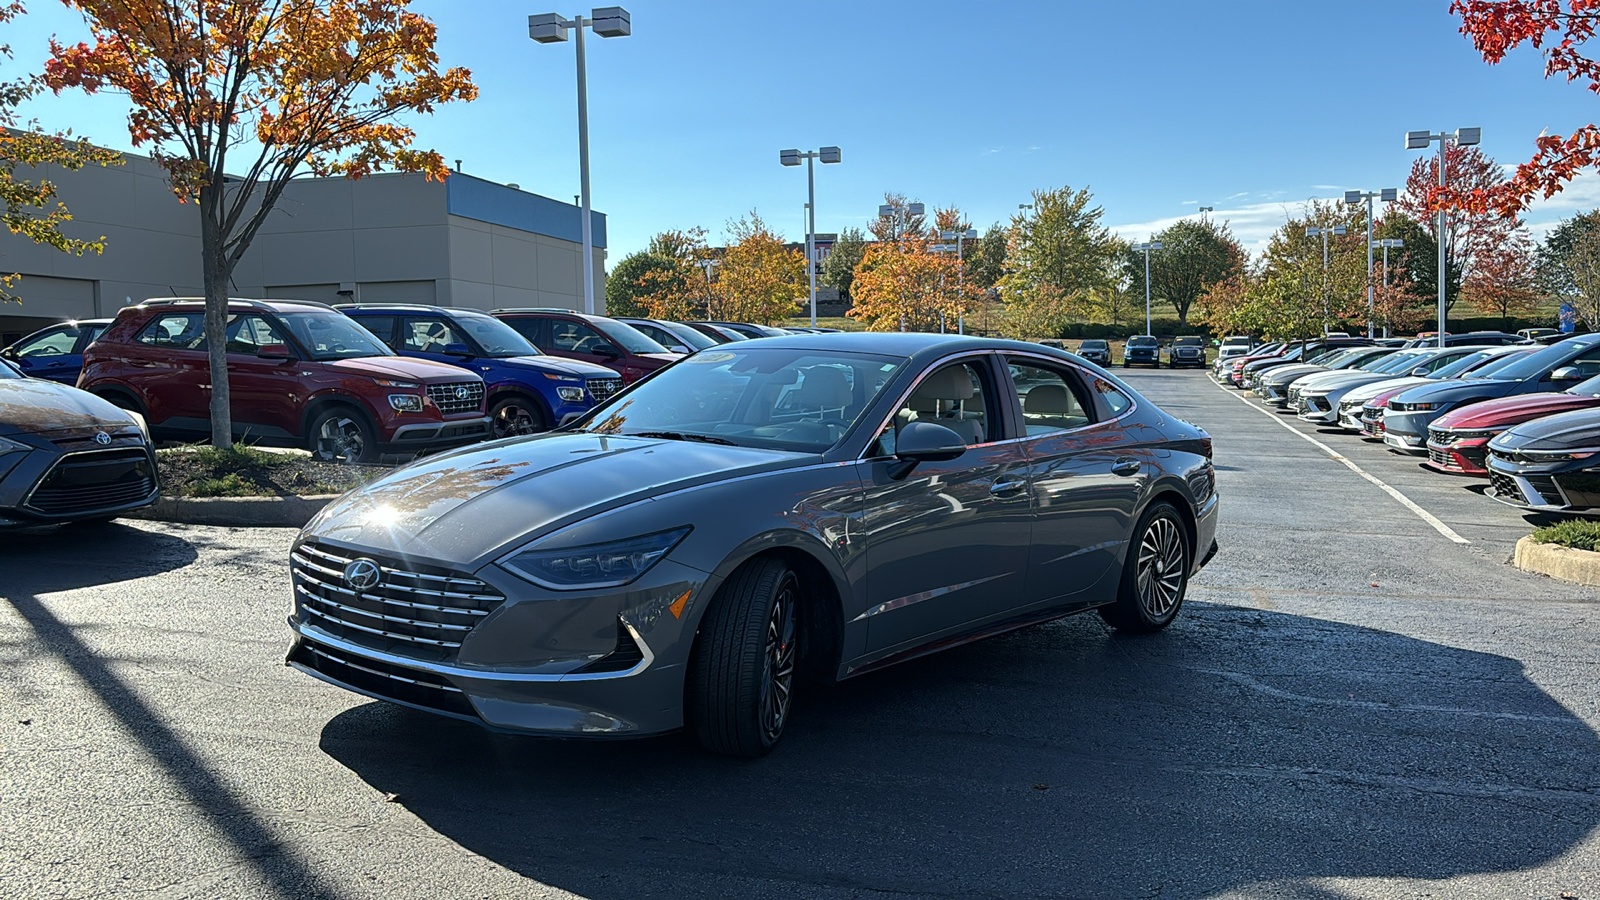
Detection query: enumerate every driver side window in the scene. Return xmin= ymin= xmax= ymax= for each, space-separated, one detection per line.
xmin=403 ymin=317 xmax=461 ymax=353
xmin=549 ymin=320 xmax=606 ymax=354
xmin=871 ymin=359 xmax=993 ymax=456
xmin=16 ymin=328 xmax=78 ymax=357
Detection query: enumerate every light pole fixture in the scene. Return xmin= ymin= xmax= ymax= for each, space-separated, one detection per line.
xmin=695 ymin=257 xmax=719 ymax=311
xmin=780 ymin=145 xmax=842 ymax=327
xmin=878 ymin=202 xmax=926 ymax=331
xmin=1405 ymin=126 xmax=1480 ymax=347
xmin=1371 ymin=238 xmax=1404 ymax=338
xmin=934 ymin=228 xmax=979 ymax=334
xmin=1019 ymin=203 xmax=1034 ymax=213
xmin=1198 ymin=205 xmax=1213 ymax=222
xmin=1344 ymin=188 xmax=1399 ymax=340
xmin=1305 ymin=225 xmax=1347 ymax=336
xmin=529 ymin=6 xmax=632 ymax=316
xmin=1132 ymin=240 xmax=1162 ymax=337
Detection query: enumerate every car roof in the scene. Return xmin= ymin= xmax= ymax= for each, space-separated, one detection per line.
xmin=729 ymin=331 xmax=1094 ymax=364
xmin=336 ymin=303 xmax=481 ymax=316
xmin=135 ymin=297 xmax=336 ymax=314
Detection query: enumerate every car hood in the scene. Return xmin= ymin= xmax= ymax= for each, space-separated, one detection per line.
xmin=1296 ymin=370 xmax=1404 ymax=392
xmin=1432 ymin=392 xmax=1600 ymax=430
xmin=302 ymin=433 xmax=813 ymax=566
xmin=1390 ymin=377 xmax=1511 ymax=406
xmin=498 ymin=355 xmax=620 ymax=378
xmin=1491 ymin=407 xmax=1600 ymax=451
xmin=0 ymin=377 xmax=138 ymax=436
xmin=1265 ymin=364 xmax=1326 ymax=384
xmin=1346 ymin=377 xmax=1431 ymax=404
xmin=324 ymin=356 xmax=484 ymax=384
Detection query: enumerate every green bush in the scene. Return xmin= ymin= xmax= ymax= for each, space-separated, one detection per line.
xmin=1530 ymin=520 xmax=1600 ymax=552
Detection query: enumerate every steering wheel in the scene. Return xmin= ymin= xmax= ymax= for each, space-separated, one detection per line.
xmin=26 ymin=346 xmax=63 ymax=357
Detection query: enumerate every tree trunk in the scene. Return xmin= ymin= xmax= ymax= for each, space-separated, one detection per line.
xmin=199 ymin=184 xmax=234 ymax=451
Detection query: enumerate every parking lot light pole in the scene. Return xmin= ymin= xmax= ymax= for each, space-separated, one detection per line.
xmin=1132 ymin=240 xmax=1162 ymax=337
xmin=1305 ymin=225 xmax=1347 ymax=336
xmin=696 ymin=257 xmax=719 ymax=313
xmin=529 ymin=7 xmax=631 ymax=316
xmin=1372 ymin=238 xmax=1404 ymax=338
xmin=780 ymin=146 xmax=842 ymax=327
xmin=933 ymin=228 xmax=978 ymax=335
xmin=1406 ymin=127 xmax=1481 ymax=348
xmin=1344 ymin=189 xmax=1398 ymax=340
xmin=1198 ymin=205 xmax=1213 ymax=222
xmin=879 ymin=202 xmax=925 ymax=331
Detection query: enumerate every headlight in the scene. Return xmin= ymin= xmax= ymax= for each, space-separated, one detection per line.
xmin=542 ymin=372 xmax=582 ymax=382
xmin=1523 ymin=448 xmax=1600 ymax=462
xmin=502 ymin=526 xmax=692 ymax=590
xmin=126 ymin=410 xmax=151 ymax=444
xmin=556 ymin=386 xmax=586 ymax=403
xmin=388 ymin=394 xmax=423 ymax=412
xmin=373 ymin=378 xmax=420 ymax=389
xmin=0 ymin=436 xmax=29 ymax=457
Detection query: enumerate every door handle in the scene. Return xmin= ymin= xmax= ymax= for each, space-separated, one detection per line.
xmin=990 ymin=480 xmax=1027 ymax=495
xmin=1111 ymin=457 xmax=1142 ymax=477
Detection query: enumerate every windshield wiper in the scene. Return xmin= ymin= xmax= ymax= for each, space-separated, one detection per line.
xmin=630 ymin=430 xmax=738 ymax=446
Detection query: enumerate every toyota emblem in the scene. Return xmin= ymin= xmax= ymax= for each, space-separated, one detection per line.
xmin=93 ymin=432 xmax=112 ymax=445
xmin=342 ymin=558 xmax=381 ymax=591
xmin=454 ymin=386 xmax=471 ymax=401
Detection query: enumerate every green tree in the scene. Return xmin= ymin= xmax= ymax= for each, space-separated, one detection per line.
xmin=1124 ymin=218 xmax=1244 ymax=329
xmin=966 ymin=223 xmax=1007 ymax=292
xmin=604 ymin=251 xmax=674 ymax=317
xmin=999 ymin=185 xmax=1117 ymax=329
xmin=1539 ymin=210 xmax=1600 ymax=330
xmin=820 ymin=226 xmax=867 ymax=301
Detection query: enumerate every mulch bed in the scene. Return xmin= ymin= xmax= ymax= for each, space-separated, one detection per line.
xmin=156 ymin=448 xmax=389 ymax=498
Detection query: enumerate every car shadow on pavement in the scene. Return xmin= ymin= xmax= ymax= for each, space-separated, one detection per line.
xmin=318 ymin=603 xmax=1600 ymax=898
xmin=2 ymin=523 xmax=341 ymax=900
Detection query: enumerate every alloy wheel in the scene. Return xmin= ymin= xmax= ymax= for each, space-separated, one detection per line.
xmin=1135 ymin=515 xmax=1186 ymax=619
xmin=759 ymin=573 xmax=798 ymax=743
xmin=492 ymin=403 xmax=539 ymax=439
xmin=316 ymin=416 xmax=365 ymax=462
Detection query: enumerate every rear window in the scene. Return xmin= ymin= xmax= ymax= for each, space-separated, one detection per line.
xmin=135 ymin=313 xmax=205 ymax=349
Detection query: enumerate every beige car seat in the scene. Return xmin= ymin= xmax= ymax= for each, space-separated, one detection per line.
xmin=902 ymin=365 xmax=984 ymax=445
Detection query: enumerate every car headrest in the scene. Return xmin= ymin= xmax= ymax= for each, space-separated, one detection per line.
xmin=795 ymin=366 xmax=850 ymax=409
xmin=1024 ymin=384 xmax=1075 ymax=414
xmin=912 ymin=365 xmax=976 ymax=404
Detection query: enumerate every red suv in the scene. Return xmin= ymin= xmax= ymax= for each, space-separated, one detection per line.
xmin=491 ymin=309 xmax=682 ymax=384
xmin=79 ymin=299 xmax=490 ymax=462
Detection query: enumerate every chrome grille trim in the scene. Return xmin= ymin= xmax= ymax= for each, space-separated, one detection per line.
xmin=587 ymin=376 xmax=624 ymax=401
xmin=426 ymin=380 xmax=485 ymax=414
xmin=299 ymin=596 xmax=464 ymax=648
xmin=301 ymin=644 xmax=464 ymax=694
xmin=295 ymin=584 xmax=474 ymax=632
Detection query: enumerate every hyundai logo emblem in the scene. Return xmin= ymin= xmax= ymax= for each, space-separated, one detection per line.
xmin=93 ymin=432 xmax=112 ymax=445
xmin=454 ymin=386 xmax=471 ymax=401
xmin=342 ymin=558 xmax=381 ymax=591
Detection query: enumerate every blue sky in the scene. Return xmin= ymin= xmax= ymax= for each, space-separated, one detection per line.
xmin=10 ymin=0 xmax=1600 ymax=259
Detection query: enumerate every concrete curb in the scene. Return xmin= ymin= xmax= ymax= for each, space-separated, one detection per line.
xmin=128 ymin=494 xmax=337 ymax=528
xmin=1514 ymin=536 xmax=1600 ymax=588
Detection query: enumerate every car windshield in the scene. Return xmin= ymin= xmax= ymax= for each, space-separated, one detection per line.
xmin=0 ymin=358 xmax=21 ymax=379
xmin=1081 ymin=340 xmax=1108 ymax=349
xmin=1174 ymin=337 xmax=1204 ymax=346
xmin=1570 ymin=373 xmax=1600 ymax=397
xmin=1369 ymin=351 xmax=1428 ymax=373
xmin=1430 ymin=350 xmax=1494 ymax=379
xmin=1483 ymin=336 xmax=1597 ymax=381
xmin=1466 ymin=349 xmax=1536 ymax=377
xmin=278 ymin=311 xmax=393 ymax=360
xmin=576 ymin=347 xmax=904 ymax=453
xmin=652 ymin=321 xmax=718 ymax=351
xmin=1128 ymin=336 xmax=1156 ymax=346
xmin=1311 ymin=348 xmax=1362 ymax=366
xmin=455 ymin=313 xmax=542 ymax=357
xmin=589 ymin=317 xmax=671 ymax=354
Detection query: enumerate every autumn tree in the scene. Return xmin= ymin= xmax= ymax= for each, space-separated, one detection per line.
xmin=869 ymin=192 xmax=926 ymax=242
xmin=1396 ymin=142 xmax=1518 ymax=312
xmin=820 ymin=226 xmax=867 ymax=301
xmin=605 ymin=252 xmax=670 ymax=317
xmin=1451 ymin=1 xmax=1600 ymax=215
xmin=45 ymin=0 xmax=476 ymax=450
xmin=0 ymin=1 xmax=120 ymax=301
xmin=998 ymin=186 xmax=1117 ymax=336
xmin=1539 ymin=210 xmax=1600 ymax=329
xmin=1465 ymin=230 xmax=1541 ymax=328
xmin=1199 ymin=202 xmax=1366 ymax=340
xmin=1123 ymin=217 xmax=1244 ymax=329
xmin=848 ymin=239 xmax=976 ymax=333
xmin=715 ymin=211 xmax=805 ymax=324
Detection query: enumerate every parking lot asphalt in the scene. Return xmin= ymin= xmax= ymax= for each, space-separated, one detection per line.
xmin=4 ymin=367 xmax=1599 ymax=900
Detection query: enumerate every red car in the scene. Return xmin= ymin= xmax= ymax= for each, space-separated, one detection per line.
xmin=79 ymin=298 xmax=491 ymax=462
xmin=1424 ymin=375 xmax=1600 ymax=475
xmin=491 ymin=309 xmax=682 ymax=384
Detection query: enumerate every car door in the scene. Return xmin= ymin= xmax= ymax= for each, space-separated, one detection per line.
xmin=544 ymin=318 xmax=618 ymax=368
xmin=856 ymin=355 xmax=1034 ymax=655
xmin=399 ymin=315 xmax=470 ymax=365
xmin=223 ymin=314 xmax=303 ymax=439
xmin=6 ymin=326 xmax=83 ymax=383
xmin=131 ymin=312 xmax=209 ymax=429
xmin=1002 ymin=356 xmax=1146 ymax=605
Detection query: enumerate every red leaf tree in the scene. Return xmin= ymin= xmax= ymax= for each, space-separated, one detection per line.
xmin=1396 ymin=143 xmax=1522 ymax=311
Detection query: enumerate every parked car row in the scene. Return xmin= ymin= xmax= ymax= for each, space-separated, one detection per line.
xmin=1216 ymin=331 xmax=1600 ymax=516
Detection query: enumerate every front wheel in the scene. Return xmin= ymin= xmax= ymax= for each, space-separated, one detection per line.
xmin=688 ymin=558 xmax=799 ymax=757
xmin=490 ymin=395 xmax=549 ymax=439
xmin=1100 ymin=501 xmax=1192 ymax=633
xmin=308 ymin=407 xmax=377 ymax=464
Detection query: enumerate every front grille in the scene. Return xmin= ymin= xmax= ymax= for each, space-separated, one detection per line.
xmin=1428 ymin=427 xmax=1450 ymax=446
xmin=426 ymin=381 xmax=485 ymax=415
xmin=1527 ymin=475 xmax=1567 ymax=505
xmin=288 ymin=640 xmax=478 ymax=719
xmin=1489 ymin=469 xmax=1522 ymax=501
xmin=587 ymin=376 xmax=624 ymax=401
xmin=1304 ymin=396 xmax=1328 ymax=413
xmin=290 ymin=542 xmax=505 ymax=662
xmin=1429 ymin=447 xmax=1453 ymax=468
xmin=25 ymin=448 xmax=156 ymax=516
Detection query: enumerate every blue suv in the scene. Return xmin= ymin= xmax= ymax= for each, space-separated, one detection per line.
xmin=339 ymin=304 xmax=623 ymax=437
xmin=1 ymin=318 xmax=113 ymax=384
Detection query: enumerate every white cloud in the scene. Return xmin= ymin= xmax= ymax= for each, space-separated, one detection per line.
xmin=1522 ymin=168 xmax=1600 ymax=242
xmin=1109 ymin=194 xmax=1344 ymax=257
xmin=1181 ymin=200 xmax=1198 ymax=205
xmin=1311 ymin=184 xmax=1343 ymax=191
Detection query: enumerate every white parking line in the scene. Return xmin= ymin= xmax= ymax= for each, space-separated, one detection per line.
xmin=1214 ymin=380 xmax=1470 ymax=545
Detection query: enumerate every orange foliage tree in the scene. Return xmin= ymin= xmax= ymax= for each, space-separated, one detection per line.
xmin=715 ymin=212 xmax=805 ymax=324
xmin=1452 ymin=1 xmax=1600 ymax=215
xmin=44 ymin=0 xmax=476 ymax=449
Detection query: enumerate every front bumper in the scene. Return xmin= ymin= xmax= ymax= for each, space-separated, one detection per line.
xmin=1424 ymin=438 xmax=1491 ymax=476
xmin=0 ymin=440 xmax=159 ymax=526
xmin=1294 ymin=394 xmax=1338 ymax=424
xmin=1486 ymin=459 xmax=1600 ymax=514
xmin=387 ymin=416 xmax=492 ymax=448
xmin=1381 ymin=412 xmax=1436 ymax=454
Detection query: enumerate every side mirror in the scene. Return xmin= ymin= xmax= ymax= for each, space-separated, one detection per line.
xmin=1410 ymin=367 xmax=1431 ymax=378
xmin=1551 ymin=365 xmax=1583 ymax=382
xmin=0 ymin=347 xmax=16 ymax=360
xmin=594 ymin=343 xmax=621 ymax=358
xmin=442 ymin=342 xmax=474 ymax=358
xmin=888 ymin=421 xmax=968 ymax=480
xmin=669 ymin=345 xmax=690 ymax=354
xmin=257 ymin=343 xmax=291 ymax=360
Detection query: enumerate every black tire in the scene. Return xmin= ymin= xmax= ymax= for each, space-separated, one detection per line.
xmin=1099 ymin=501 xmax=1192 ymax=633
xmin=688 ymin=558 xmax=800 ymax=758
xmin=1121 ymin=361 xmax=1129 ymax=368
xmin=64 ymin=516 xmax=118 ymax=527
xmin=489 ymin=394 xmax=549 ymax=439
xmin=307 ymin=406 xmax=377 ymax=464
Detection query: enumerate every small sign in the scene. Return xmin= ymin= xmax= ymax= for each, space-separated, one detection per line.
xmin=1560 ymin=303 xmax=1578 ymax=333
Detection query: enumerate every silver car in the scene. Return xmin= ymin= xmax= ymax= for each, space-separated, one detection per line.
xmin=287 ymin=334 xmax=1219 ymax=756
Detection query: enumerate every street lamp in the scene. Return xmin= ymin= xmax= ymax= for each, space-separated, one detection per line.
xmin=695 ymin=257 xmax=719 ymax=313
xmin=1405 ymin=126 xmax=1481 ymax=347
xmin=780 ymin=145 xmax=842 ymax=327
xmin=1371 ymin=238 xmax=1404 ymax=338
xmin=1198 ymin=205 xmax=1213 ymax=222
xmin=1306 ymin=225 xmax=1347 ymax=335
xmin=878 ymin=202 xmax=925 ymax=331
xmin=1344 ymin=188 xmax=1398 ymax=339
xmin=933 ymin=228 xmax=978 ymax=334
xmin=1132 ymin=240 xmax=1162 ymax=336
xmin=529 ymin=6 xmax=632 ymax=316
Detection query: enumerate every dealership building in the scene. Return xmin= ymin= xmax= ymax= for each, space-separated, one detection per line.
xmin=0 ymin=150 xmax=608 ymax=345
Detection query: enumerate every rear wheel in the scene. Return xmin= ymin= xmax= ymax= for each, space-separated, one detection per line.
xmin=490 ymin=395 xmax=548 ymax=439
xmin=688 ymin=558 xmax=799 ymax=757
xmin=308 ymin=407 xmax=377 ymax=464
xmin=1099 ymin=501 xmax=1191 ymax=633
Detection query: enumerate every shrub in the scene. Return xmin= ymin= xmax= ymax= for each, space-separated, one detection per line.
xmin=1530 ymin=519 xmax=1600 ymax=552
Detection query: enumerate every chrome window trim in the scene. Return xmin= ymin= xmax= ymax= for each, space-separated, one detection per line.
xmin=855 ymin=350 xmax=1010 ymax=460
